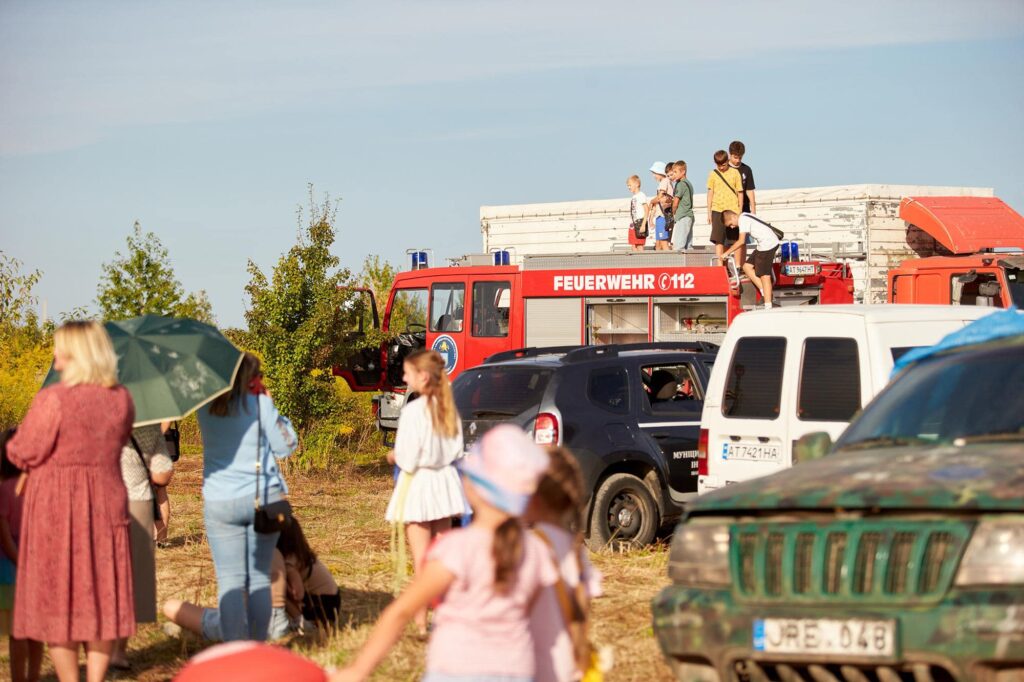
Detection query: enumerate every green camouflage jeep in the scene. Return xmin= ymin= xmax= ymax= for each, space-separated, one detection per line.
xmin=652 ymin=334 xmax=1024 ymax=681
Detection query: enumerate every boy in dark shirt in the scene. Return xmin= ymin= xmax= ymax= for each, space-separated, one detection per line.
xmin=729 ymin=140 xmax=756 ymax=215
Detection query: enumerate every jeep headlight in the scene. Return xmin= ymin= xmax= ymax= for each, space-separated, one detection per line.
xmin=667 ymin=521 xmax=731 ymax=587
xmin=956 ymin=521 xmax=1024 ymax=586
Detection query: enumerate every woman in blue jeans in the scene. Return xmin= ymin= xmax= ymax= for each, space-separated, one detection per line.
xmin=197 ymin=353 xmax=298 ymax=641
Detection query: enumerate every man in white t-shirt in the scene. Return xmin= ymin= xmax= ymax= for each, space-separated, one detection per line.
xmin=720 ymin=210 xmax=781 ymax=308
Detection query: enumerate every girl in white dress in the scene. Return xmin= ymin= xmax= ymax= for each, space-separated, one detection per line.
xmin=384 ymin=349 xmax=469 ymax=632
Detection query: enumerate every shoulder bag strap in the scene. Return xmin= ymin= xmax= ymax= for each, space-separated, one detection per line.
xmin=714 ymin=169 xmax=738 ymax=196
xmin=255 ymin=396 xmax=263 ymax=511
xmin=747 ymin=213 xmax=785 ymax=238
xmin=532 ymin=528 xmax=580 ymax=626
xmin=130 ymin=435 xmax=150 ymax=475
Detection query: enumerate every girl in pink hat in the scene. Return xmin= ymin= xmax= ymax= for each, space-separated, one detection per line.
xmin=332 ymin=425 xmax=558 ymax=682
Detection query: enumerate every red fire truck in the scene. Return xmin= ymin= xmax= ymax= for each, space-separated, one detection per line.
xmin=335 ymin=249 xmax=854 ymax=437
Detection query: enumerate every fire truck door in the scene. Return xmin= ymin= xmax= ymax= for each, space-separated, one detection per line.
xmin=428 ymin=282 xmax=467 ymax=377
xmin=465 ymin=280 xmax=513 ymax=369
xmin=333 ymin=288 xmax=383 ymax=391
xmin=634 ymin=361 xmax=704 ymax=503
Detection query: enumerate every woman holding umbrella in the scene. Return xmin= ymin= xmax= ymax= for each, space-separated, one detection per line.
xmin=7 ymin=321 xmax=136 ymax=682
xmin=197 ymin=352 xmax=298 ymax=641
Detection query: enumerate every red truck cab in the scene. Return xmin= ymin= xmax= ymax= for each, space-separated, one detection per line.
xmin=888 ymin=196 xmax=1024 ymax=308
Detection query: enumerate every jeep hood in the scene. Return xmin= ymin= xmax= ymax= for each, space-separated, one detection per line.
xmin=692 ymin=443 xmax=1024 ymax=515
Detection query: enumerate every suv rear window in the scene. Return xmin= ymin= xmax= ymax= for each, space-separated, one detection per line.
xmin=453 ymin=366 xmax=553 ymax=418
xmin=722 ymin=337 xmax=786 ymax=419
xmin=798 ymin=338 xmax=861 ymax=421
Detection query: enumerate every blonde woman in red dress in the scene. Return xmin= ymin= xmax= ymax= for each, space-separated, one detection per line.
xmin=7 ymin=321 xmax=136 ymax=682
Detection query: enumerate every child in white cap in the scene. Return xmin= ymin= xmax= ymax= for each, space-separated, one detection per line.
xmin=331 ymin=425 xmax=558 ymax=682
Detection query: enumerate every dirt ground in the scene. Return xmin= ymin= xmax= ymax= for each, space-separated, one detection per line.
xmin=0 ymin=456 xmax=677 ymax=681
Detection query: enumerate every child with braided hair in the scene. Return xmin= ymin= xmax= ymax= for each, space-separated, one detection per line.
xmin=527 ymin=447 xmax=604 ymax=682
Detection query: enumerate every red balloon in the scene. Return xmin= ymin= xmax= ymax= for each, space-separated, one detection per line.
xmin=174 ymin=642 xmax=326 ymax=682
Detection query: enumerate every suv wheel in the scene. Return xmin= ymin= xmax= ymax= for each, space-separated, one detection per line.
xmin=588 ymin=473 xmax=659 ymax=549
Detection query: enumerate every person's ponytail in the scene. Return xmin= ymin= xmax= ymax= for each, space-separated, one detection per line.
xmin=405 ymin=349 xmax=460 ymax=439
xmin=492 ymin=517 xmax=524 ymax=595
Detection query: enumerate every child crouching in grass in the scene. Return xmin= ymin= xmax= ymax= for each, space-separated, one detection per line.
xmin=330 ymin=425 xmax=557 ymax=682
xmin=0 ymin=429 xmax=44 ymax=682
xmin=277 ymin=518 xmax=341 ymax=631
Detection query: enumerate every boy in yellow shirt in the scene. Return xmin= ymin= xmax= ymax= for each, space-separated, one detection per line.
xmin=706 ymin=149 xmax=744 ymax=266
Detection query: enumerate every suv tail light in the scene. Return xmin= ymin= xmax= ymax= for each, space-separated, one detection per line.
xmin=534 ymin=413 xmax=559 ymax=445
xmin=698 ymin=428 xmax=709 ymax=476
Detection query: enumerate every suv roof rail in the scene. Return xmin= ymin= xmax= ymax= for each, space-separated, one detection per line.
xmin=483 ymin=345 xmax=583 ymax=364
xmin=564 ymin=341 xmax=719 ymax=363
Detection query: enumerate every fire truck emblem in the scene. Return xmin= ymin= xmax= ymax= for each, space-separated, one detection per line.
xmin=431 ymin=335 xmax=458 ymax=374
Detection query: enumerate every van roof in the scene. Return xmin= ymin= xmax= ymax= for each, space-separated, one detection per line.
xmin=738 ymin=304 xmax=995 ymax=324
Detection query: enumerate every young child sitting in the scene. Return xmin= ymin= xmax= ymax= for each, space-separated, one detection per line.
xmin=277 ymin=518 xmax=341 ymax=631
xmin=526 ymin=446 xmax=603 ymax=682
xmin=0 ymin=428 xmax=44 ymax=682
xmin=163 ymin=548 xmax=291 ymax=641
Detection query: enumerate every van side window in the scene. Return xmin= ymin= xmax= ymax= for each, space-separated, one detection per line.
xmin=587 ymin=367 xmax=629 ymax=414
xmin=471 ymin=281 xmax=511 ymax=338
xmin=430 ymin=283 xmax=465 ymax=332
xmin=798 ymin=338 xmax=861 ymax=422
xmin=722 ymin=337 xmax=786 ymax=419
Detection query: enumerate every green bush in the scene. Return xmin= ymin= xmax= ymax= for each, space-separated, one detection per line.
xmin=292 ymin=379 xmax=385 ymax=470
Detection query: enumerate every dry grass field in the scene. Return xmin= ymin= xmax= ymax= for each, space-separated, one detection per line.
xmin=0 ymin=455 xmax=677 ymax=682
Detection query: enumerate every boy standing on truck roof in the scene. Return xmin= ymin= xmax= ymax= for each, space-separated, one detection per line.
xmin=670 ymin=161 xmax=695 ymax=250
xmin=626 ymin=175 xmax=649 ymax=252
xmin=720 ymin=210 xmax=780 ymax=308
xmin=729 ymin=140 xmax=756 ymax=215
xmin=649 ymin=161 xmax=674 ymax=251
xmin=707 ymin=150 xmax=744 ymax=265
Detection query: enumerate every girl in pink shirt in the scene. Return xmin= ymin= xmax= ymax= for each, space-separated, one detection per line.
xmin=332 ymin=425 xmax=557 ymax=682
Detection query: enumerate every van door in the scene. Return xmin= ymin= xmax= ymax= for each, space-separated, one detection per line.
xmin=635 ymin=361 xmax=705 ymax=503
xmin=700 ymin=336 xmax=787 ymax=492
xmin=332 ymin=288 xmax=384 ymax=391
xmin=793 ymin=336 xmax=867 ymax=451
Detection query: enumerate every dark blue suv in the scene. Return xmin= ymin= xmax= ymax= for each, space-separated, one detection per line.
xmin=451 ymin=342 xmax=717 ymax=547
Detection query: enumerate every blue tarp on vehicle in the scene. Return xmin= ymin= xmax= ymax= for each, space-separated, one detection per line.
xmin=892 ymin=308 xmax=1024 ymax=377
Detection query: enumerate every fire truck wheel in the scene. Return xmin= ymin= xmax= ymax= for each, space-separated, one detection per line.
xmin=588 ymin=472 xmax=659 ymax=550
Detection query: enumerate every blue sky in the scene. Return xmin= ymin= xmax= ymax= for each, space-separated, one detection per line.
xmin=1 ymin=0 xmax=1023 ymax=327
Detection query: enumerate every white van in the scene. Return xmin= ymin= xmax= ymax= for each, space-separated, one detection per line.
xmin=697 ymin=304 xmax=993 ymax=493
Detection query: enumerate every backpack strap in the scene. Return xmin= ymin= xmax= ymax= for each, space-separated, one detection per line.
xmin=746 ymin=213 xmax=785 ymax=239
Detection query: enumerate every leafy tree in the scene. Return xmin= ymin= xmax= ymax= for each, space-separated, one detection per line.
xmin=244 ymin=187 xmax=361 ymax=429
xmin=0 ymin=252 xmax=43 ymax=332
xmin=97 ymin=222 xmax=214 ymax=323
xmin=0 ymin=253 xmax=53 ymax=428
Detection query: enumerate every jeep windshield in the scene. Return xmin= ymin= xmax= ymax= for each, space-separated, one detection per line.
xmin=452 ymin=366 xmax=553 ymax=419
xmin=835 ymin=343 xmax=1024 ymax=452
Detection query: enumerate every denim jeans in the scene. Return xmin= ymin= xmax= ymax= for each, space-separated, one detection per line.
xmin=203 ymin=493 xmax=281 ymax=641
xmin=674 ymin=215 xmax=695 ymax=250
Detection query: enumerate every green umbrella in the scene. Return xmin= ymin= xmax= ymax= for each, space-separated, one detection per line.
xmin=43 ymin=315 xmax=244 ymax=427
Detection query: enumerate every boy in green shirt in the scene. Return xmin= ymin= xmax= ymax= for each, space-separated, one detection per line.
xmin=670 ymin=160 xmax=695 ymax=250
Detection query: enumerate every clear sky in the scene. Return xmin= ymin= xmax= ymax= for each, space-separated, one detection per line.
xmin=2 ymin=0 xmax=1022 ymax=327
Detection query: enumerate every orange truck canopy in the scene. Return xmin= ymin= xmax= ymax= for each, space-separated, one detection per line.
xmin=899 ymin=196 xmax=1024 ymax=254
